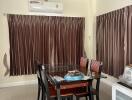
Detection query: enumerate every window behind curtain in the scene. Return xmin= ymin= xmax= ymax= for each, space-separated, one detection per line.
xmin=8 ymin=14 xmax=85 ymax=76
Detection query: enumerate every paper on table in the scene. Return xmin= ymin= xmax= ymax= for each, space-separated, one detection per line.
xmin=53 ymin=76 xmax=64 ymax=82
xmin=83 ymin=76 xmax=91 ymax=80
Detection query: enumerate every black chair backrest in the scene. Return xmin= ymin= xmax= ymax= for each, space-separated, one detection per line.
xmin=36 ymin=64 xmax=43 ymax=86
xmin=35 ymin=60 xmax=43 ymax=88
xmin=40 ymin=65 xmax=51 ymax=100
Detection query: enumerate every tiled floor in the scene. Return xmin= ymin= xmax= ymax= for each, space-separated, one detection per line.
xmin=0 ymin=82 xmax=112 ymax=100
xmin=0 ymin=84 xmax=38 ymax=100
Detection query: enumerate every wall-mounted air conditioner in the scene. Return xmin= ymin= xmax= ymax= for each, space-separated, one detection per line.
xmin=29 ymin=0 xmax=63 ymax=13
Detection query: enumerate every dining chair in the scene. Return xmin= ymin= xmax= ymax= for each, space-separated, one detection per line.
xmin=35 ymin=60 xmax=51 ymax=100
xmin=35 ymin=60 xmax=42 ymax=100
xmin=74 ymin=59 xmax=103 ymax=100
xmin=40 ymin=64 xmax=74 ymax=100
xmin=70 ymin=57 xmax=89 ymax=100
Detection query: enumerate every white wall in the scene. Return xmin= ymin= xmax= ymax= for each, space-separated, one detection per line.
xmin=0 ymin=0 xmax=96 ymax=85
xmin=85 ymin=0 xmax=96 ymax=59
xmin=96 ymin=0 xmax=132 ymax=16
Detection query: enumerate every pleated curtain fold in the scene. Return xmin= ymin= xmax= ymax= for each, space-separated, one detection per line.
xmin=8 ymin=15 xmax=85 ymax=76
xmin=96 ymin=5 xmax=132 ymax=77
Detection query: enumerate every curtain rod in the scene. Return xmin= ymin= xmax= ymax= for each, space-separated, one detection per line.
xmin=1 ymin=13 xmax=85 ymax=18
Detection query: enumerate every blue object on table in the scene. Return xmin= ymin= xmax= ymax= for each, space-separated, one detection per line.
xmin=64 ymin=71 xmax=84 ymax=81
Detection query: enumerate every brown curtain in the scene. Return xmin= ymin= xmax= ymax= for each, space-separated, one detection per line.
xmin=96 ymin=9 xmax=125 ymax=77
xmin=125 ymin=5 xmax=132 ymax=65
xmin=8 ymin=15 xmax=85 ymax=76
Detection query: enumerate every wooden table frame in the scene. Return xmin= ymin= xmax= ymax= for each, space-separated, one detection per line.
xmin=48 ymin=74 xmax=95 ymax=100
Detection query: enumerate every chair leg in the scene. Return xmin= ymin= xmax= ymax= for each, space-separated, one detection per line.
xmin=64 ymin=96 xmax=72 ymax=100
xmin=85 ymin=96 xmax=88 ymax=100
xmin=67 ymin=97 xmax=70 ymax=100
xmin=41 ymin=88 xmax=45 ymax=100
xmin=76 ymin=96 xmax=79 ymax=100
xmin=69 ymin=96 xmax=73 ymax=100
xmin=37 ymin=86 xmax=41 ymax=100
xmin=42 ymin=88 xmax=46 ymax=100
xmin=96 ymin=95 xmax=99 ymax=100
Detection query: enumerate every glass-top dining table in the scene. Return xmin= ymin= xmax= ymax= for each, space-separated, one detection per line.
xmin=46 ymin=65 xmax=107 ymax=100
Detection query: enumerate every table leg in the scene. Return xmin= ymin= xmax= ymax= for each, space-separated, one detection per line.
xmin=88 ymin=80 xmax=94 ymax=100
xmin=56 ymin=83 xmax=61 ymax=100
